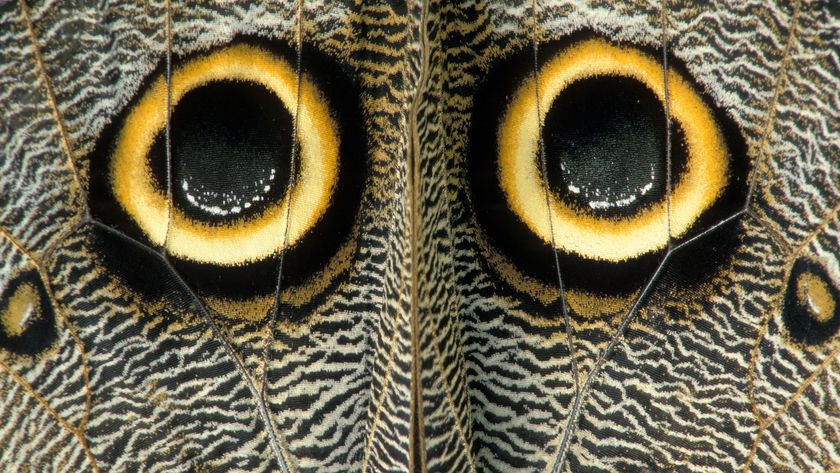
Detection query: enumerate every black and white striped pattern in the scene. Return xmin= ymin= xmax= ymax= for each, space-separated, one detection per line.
xmin=1 ymin=1 xmax=838 ymax=472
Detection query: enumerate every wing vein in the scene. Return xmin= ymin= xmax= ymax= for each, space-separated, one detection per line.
xmin=530 ymin=0 xmax=580 ymax=399
xmin=17 ymin=0 xmax=86 ymax=217
xmin=0 ymin=226 xmax=98 ymax=472
xmin=0 ymin=358 xmax=100 ymax=472
xmin=744 ymin=0 xmax=802 ymax=207
xmin=433 ymin=0 xmax=478 ymax=466
xmin=261 ymin=0 xmax=303 ymax=403
xmin=408 ymin=0 xmax=430 ymax=468
xmin=362 ymin=265 xmax=407 ymax=472
xmin=549 ymin=208 xmax=747 ymax=472
xmin=746 ymin=201 xmax=840 ymax=425
xmin=162 ymin=0 xmax=173 ymax=252
xmin=91 ymin=221 xmax=295 ymax=472
xmin=428 ymin=313 xmax=478 ymax=472
xmin=742 ymin=347 xmax=839 ymax=471
xmin=662 ymin=4 xmax=673 ymax=251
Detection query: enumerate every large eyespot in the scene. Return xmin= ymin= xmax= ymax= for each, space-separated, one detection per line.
xmin=782 ymin=257 xmax=839 ymax=345
xmin=468 ymin=33 xmax=748 ymax=310
xmin=89 ymin=39 xmax=365 ymax=317
xmin=0 ymin=269 xmax=57 ymax=357
xmin=112 ymin=43 xmax=336 ymax=265
xmin=502 ymin=37 xmax=730 ymax=261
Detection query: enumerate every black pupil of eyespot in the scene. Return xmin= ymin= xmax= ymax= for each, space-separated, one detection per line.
xmin=543 ymin=76 xmax=686 ymax=218
xmin=149 ymin=80 xmax=293 ymax=222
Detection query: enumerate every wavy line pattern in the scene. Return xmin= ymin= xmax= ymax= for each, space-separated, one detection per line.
xmin=1 ymin=1 xmax=837 ymax=472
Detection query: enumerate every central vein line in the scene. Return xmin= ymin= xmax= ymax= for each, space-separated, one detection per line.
xmin=408 ymin=0 xmax=431 ymax=470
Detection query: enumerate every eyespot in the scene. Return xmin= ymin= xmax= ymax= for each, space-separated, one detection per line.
xmin=111 ymin=43 xmax=337 ymax=265
xmin=0 ymin=269 xmax=57 ymax=357
xmin=783 ymin=257 xmax=839 ymax=345
xmin=796 ymin=273 xmax=836 ymax=323
xmin=500 ymin=37 xmax=728 ymax=262
xmin=468 ymin=33 xmax=748 ymax=306
xmin=89 ymin=39 xmax=366 ymax=315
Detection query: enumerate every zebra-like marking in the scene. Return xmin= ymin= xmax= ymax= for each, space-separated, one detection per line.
xmin=1 ymin=1 xmax=838 ymax=472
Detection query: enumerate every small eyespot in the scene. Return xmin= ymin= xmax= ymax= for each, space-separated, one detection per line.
xmin=0 ymin=269 xmax=57 ymax=357
xmin=783 ymin=257 xmax=839 ymax=345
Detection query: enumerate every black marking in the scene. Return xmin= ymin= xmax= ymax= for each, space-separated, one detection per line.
xmin=654 ymin=215 xmax=744 ymax=296
xmin=87 ymin=37 xmax=367 ymax=311
xmin=0 ymin=269 xmax=57 ymax=356
xmin=543 ymin=76 xmax=688 ymax=218
xmin=782 ymin=257 xmax=839 ymax=345
xmin=466 ymin=31 xmax=749 ymax=306
xmin=152 ymin=80 xmax=294 ymax=223
xmin=86 ymin=222 xmax=184 ymax=304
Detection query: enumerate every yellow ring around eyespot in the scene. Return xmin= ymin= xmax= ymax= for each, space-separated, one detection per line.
xmin=498 ymin=38 xmax=728 ymax=262
xmin=110 ymin=44 xmax=339 ymax=266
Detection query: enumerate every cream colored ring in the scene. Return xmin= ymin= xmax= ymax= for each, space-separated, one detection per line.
xmin=111 ymin=44 xmax=339 ymax=266
xmin=498 ymin=38 xmax=728 ymax=262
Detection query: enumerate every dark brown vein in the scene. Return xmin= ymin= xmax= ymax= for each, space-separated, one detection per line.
xmin=0 ymin=226 xmax=98 ymax=472
xmin=90 ymin=221 xmax=294 ymax=472
xmin=150 ymin=3 xmax=294 ymax=469
xmin=530 ymin=0 xmax=579 ymax=401
xmin=17 ymin=0 xmax=86 ymax=216
xmin=408 ymin=0 xmax=429 ymax=470
xmin=261 ymin=0 xmax=303 ymax=399
xmin=661 ymin=2 xmax=672 ymax=250
xmin=162 ymin=0 xmax=174 ymax=252
xmin=745 ymin=0 xmax=802 ymax=207
xmin=549 ymin=0 xmax=807 ymax=468
xmin=548 ymin=209 xmax=747 ymax=473
xmin=259 ymin=3 xmax=305 ymax=471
